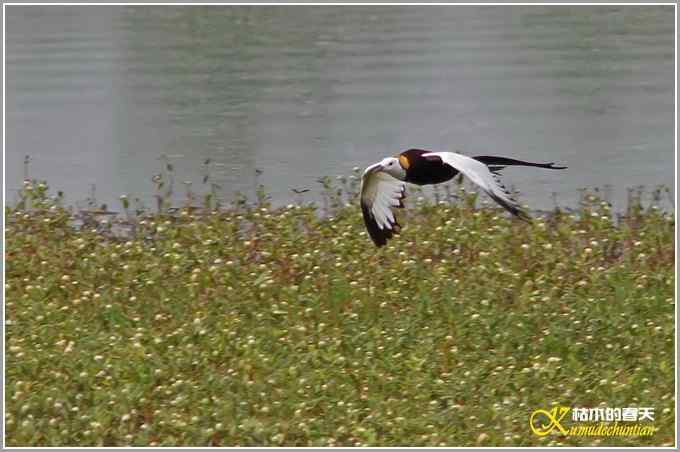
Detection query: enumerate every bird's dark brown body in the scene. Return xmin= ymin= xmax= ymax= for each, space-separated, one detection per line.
xmin=400 ymin=149 xmax=457 ymax=185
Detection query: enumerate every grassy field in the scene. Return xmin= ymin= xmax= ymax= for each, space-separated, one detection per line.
xmin=5 ymin=177 xmax=676 ymax=446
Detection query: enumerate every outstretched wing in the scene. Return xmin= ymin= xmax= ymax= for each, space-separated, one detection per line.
xmin=360 ymin=164 xmax=406 ymax=247
xmin=424 ymin=152 xmax=531 ymax=221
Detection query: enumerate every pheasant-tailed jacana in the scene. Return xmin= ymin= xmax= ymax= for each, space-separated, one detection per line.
xmin=360 ymin=149 xmax=567 ymax=247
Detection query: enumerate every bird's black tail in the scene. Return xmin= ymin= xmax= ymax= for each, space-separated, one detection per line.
xmin=473 ymin=155 xmax=567 ymax=172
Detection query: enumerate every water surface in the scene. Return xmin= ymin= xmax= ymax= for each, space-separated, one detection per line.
xmin=6 ymin=5 xmax=675 ymax=212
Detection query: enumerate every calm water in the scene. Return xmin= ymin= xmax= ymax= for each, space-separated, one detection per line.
xmin=5 ymin=5 xmax=675 ymax=212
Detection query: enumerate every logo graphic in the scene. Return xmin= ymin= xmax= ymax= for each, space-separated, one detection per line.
xmin=529 ymin=406 xmax=570 ymax=436
xmin=529 ymin=405 xmax=657 ymax=437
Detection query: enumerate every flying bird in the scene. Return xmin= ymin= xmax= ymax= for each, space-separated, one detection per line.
xmin=360 ymin=149 xmax=567 ymax=247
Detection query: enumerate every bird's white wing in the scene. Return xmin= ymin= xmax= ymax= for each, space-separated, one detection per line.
xmin=360 ymin=164 xmax=406 ymax=246
xmin=424 ymin=152 xmax=530 ymax=221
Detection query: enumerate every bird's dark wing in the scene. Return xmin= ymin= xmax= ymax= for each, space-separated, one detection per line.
xmin=360 ymin=165 xmax=406 ymax=247
xmin=424 ymin=152 xmax=531 ymax=222
xmin=473 ymin=155 xmax=567 ymax=173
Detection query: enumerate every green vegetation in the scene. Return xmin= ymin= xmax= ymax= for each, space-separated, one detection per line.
xmin=5 ymin=175 xmax=675 ymax=446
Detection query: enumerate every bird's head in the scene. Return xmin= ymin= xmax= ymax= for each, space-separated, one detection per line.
xmin=371 ymin=156 xmax=407 ymax=180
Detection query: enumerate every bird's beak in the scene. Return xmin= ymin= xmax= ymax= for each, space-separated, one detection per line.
xmin=369 ymin=165 xmax=384 ymax=174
